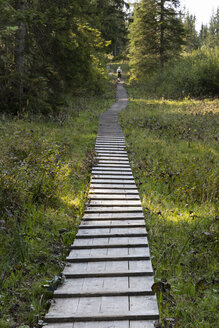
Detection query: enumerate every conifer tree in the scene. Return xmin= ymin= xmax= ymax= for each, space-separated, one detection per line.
xmin=198 ymin=9 xmax=219 ymax=48
xmin=129 ymin=0 xmax=184 ymax=79
xmin=183 ymin=12 xmax=199 ymax=52
xmin=129 ymin=0 xmax=159 ymax=77
xmin=199 ymin=24 xmax=209 ymax=47
xmin=208 ymin=8 xmax=219 ymax=47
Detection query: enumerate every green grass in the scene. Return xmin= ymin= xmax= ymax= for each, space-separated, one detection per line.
xmin=119 ymin=86 xmax=219 ymax=327
xmin=0 ymin=82 xmax=116 ymax=327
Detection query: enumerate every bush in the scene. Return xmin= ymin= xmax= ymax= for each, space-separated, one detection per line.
xmin=137 ymin=47 xmax=219 ymax=98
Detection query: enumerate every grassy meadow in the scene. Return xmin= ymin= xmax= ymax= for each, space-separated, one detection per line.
xmin=0 ymin=83 xmax=116 ymax=327
xmin=0 ymin=59 xmax=218 ymax=328
xmin=119 ymin=83 xmax=219 ymax=327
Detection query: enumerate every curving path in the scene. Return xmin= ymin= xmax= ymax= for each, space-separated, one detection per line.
xmin=45 ymin=82 xmax=159 ymax=328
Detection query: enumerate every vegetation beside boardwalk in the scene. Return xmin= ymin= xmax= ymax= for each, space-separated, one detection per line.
xmin=0 ymin=83 xmax=116 ymax=327
xmin=119 ymin=84 xmax=219 ymax=327
xmin=1 ymin=0 xmax=218 ymax=326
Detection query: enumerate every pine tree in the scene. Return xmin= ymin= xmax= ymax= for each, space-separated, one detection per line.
xmin=208 ymin=8 xmax=219 ymax=47
xmin=129 ymin=0 xmax=184 ymax=79
xmin=183 ymin=12 xmax=199 ymax=52
xmin=198 ymin=9 xmax=218 ymax=48
xmin=129 ymin=0 xmax=159 ymax=78
xmin=157 ymin=0 xmax=184 ymax=66
xmin=199 ymin=24 xmax=209 ymax=47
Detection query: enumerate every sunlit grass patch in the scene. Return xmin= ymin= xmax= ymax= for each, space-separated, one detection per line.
xmin=120 ymin=87 xmax=219 ymax=327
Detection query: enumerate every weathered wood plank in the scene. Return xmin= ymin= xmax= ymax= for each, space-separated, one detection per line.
xmin=79 ymin=225 xmax=145 ymax=230
xmin=96 ymin=150 xmax=127 ymax=154
xmin=66 ymin=256 xmax=150 ymax=263
xmin=90 ymin=184 xmax=137 ymax=189
xmin=46 ymin=322 xmax=156 ymax=328
xmin=67 ymin=246 xmax=149 ymax=258
xmin=81 ymin=220 xmax=145 ymax=226
xmin=93 ymin=164 xmax=131 ymax=167
xmin=88 ymin=194 xmax=139 ymax=200
xmin=76 ymin=233 xmax=147 ymax=239
xmin=45 ymin=295 xmax=159 ymax=322
xmin=63 ymin=260 xmax=153 ymax=277
xmin=54 ymin=276 xmax=154 ymax=297
xmin=92 ymin=168 xmax=132 ymax=172
xmin=45 ymin=321 xmax=156 ymax=328
xmin=96 ymin=147 xmax=126 ymax=150
xmin=96 ymin=159 xmax=129 ymax=163
xmin=83 ymin=212 xmax=144 ymax=219
xmin=92 ymin=171 xmax=133 ymax=176
xmin=72 ymin=236 xmax=148 ymax=247
xmin=71 ymin=243 xmax=148 ymax=249
xmin=87 ymin=200 xmax=141 ymax=206
xmin=91 ymin=179 xmax=135 ymax=184
xmin=96 ymin=155 xmax=128 ymax=159
xmin=89 ymin=189 xmax=139 ymax=194
xmin=85 ymin=207 xmax=142 ymax=213
xmin=92 ymin=175 xmax=134 ymax=180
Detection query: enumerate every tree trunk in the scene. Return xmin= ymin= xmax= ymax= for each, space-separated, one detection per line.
xmin=15 ymin=0 xmax=25 ymax=113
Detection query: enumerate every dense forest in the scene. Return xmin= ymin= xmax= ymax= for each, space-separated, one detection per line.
xmin=0 ymin=0 xmax=128 ymax=114
xmin=0 ymin=0 xmax=218 ymax=327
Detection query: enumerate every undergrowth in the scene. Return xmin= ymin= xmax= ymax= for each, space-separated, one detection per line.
xmin=120 ymin=88 xmax=219 ymax=327
xmin=134 ymin=47 xmax=219 ymax=99
xmin=0 ymin=82 xmax=116 ymax=327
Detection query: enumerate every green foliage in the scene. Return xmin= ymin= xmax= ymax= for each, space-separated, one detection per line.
xmin=0 ymin=82 xmax=116 ymax=327
xmin=197 ymin=9 xmax=219 ymax=49
xmin=129 ymin=0 xmax=184 ymax=80
xmin=139 ymin=47 xmax=219 ymax=98
xmin=183 ymin=12 xmax=199 ymax=52
xmin=205 ymin=8 xmax=219 ymax=48
xmin=88 ymin=0 xmax=129 ymax=56
xmin=0 ymin=0 xmax=124 ymax=114
xmin=129 ymin=0 xmax=159 ymax=77
xmin=119 ymin=85 xmax=219 ymax=327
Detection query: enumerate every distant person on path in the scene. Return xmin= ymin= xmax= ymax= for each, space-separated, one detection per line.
xmin=117 ymin=66 xmax=122 ymax=81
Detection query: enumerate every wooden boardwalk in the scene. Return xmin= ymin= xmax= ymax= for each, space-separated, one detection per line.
xmin=45 ymin=83 xmax=159 ymax=328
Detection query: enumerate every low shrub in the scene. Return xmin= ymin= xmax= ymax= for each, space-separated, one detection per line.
xmin=135 ymin=47 xmax=219 ymax=98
